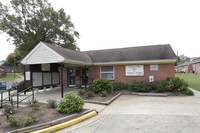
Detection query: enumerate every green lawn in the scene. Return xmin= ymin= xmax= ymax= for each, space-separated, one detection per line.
xmin=176 ymin=73 xmax=200 ymax=91
xmin=0 ymin=73 xmax=21 ymax=82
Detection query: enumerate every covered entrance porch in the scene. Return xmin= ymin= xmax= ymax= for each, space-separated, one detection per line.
xmin=21 ymin=42 xmax=93 ymax=98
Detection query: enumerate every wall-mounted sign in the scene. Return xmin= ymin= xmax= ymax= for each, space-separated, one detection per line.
xmin=42 ymin=64 xmax=50 ymax=71
xmin=149 ymin=75 xmax=154 ymax=82
xmin=25 ymin=71 xmax=30 ymax=80
xmin=125 ymin=65 xmax=144 ymax=76
xmin=150 ymin=65 xmax=159 ymax=71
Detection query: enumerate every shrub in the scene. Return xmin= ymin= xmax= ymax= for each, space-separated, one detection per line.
xmin=47 ymin=99 xmax=57 ymax=108
xmin=3 ymin=104 xmax=15 ymax=115
xmin=32 ymin=103 xmax=40 ymax=109
xmin=129 ymin=81 xmax=152 ymax=92
xmin=112 ymin=82 xmax=128 ymax=91
xmin=23 ymin=115 xmax=37 ymax=126
xmin=92 ymin=79 xmax=113 ymax=93
xmin=27 ymin=99 xmax=39 ymax=106
xmin=101 ymin=91 xmax=107 ymax=97
xmin=57 ymin=92 xmax=84 ymax=114
xmin=78 ymin=90 xmax=84 ymax=95
xmin=86 ymin=91 xmax=94 ymax=97
xmin=8 ymin=118 xmax=21 ymax=127
xmin=17 ymin=81 xmax=25 ymax=92
xmin=180 ymin=85 xmax=194 ymax=96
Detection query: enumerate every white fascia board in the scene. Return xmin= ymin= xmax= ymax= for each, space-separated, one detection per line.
xmin=93 ymin=59 xmax=176 ymax=65
xmin=21 ymin=42 xmax=65 ymax=65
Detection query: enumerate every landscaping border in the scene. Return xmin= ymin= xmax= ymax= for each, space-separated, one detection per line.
xmin=84 ymin=92 xmax=170 ymax=105
xmin=84 ymin=92 xmax=121 ymax=105
xmin=8 ymin=109 xmax=97 ymax=133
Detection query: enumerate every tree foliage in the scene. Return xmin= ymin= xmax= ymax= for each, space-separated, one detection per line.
xmin=0 ymin=0 xmax=79 ymax=58
xmin=176 ymin=54 xmax=191 ymax=66
xmin=3 ymin=49 xmax=22 ymax=67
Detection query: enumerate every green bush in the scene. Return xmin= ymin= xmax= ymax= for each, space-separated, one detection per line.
xmin=3 ymin=104 xmax=15 ymax=115
xmin=23 ymin=115 xmax=37 ymax=126
xmin=92 ymin=79 xmax=113 ymax=93
xmin=57 ymin=92 xmax=84 ymax=114
xmin=27 ymin=99 xmax=39 ymax=106
xmin=129 ymin=81 xmax=152 ymax=92
xmin=78 ymin=90 xmax=84 ymax=95
xmin=17 ymin=81 xmax=25 ymax=92
xmin=101 ymin=91 xmax=107 ymax=97
xmin=112 ymin=82 xmax=128 ymax=91
xmin=32 ymin=103 xmax=40 ymax=109
xmin=86 ymin=91 xmax=94 ymax=97
xmin=127 ymin=77 xmax=194 ymax=96
xmin=47 ymin=99 xmax=57 ymax=108
xmin=8 ymin=118 xmax=21 ymax=127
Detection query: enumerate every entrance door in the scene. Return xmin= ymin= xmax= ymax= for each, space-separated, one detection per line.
xmin=81 ymin=67 xmax=88 ymax=87
xmin=68 ymin=67 xmax=75 ymax=87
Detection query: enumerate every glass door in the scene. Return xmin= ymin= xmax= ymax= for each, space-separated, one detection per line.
xmin=68 ymin=67 xmax=75 ymax=87
xmin=81 ymin=67 xmax=88 ymax=87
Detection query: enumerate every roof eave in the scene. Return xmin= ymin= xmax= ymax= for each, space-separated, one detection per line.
xmin=93 ymin=59 xmax=176 ymax=65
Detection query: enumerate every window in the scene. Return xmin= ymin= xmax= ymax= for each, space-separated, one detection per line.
xmin=100 ymin=66 xmax=114 ymax=80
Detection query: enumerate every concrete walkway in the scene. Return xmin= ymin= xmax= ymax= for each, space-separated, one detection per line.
xmin=189 ymin=87 xmax=200 ymax=97
xmin=57 ymin=95 xmax=200 ymax=133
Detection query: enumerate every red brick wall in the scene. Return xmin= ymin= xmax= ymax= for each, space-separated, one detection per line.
xmin=89 ymin=64 xmax=175 ymax=84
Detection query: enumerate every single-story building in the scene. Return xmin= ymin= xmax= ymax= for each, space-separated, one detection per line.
xmin=176 ymin=59 xmax=200 ymax=74
xmin=21 ymin=42 xmax=176 ymax=97
xmin=189 ymin=59 xmax=200 ymax=73
xmin=175 ymin=63 xmax=189 ymax=73
xmin=0 ymin=69 xmax=5 ymax=78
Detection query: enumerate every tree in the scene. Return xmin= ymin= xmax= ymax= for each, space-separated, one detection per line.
xmin=0 ymin=0 xmax=79 ymax=58
xmin=176 ymin=54 xmax=191 ymax=66
xmin=3 ymin=49 xmax=22 ymax=67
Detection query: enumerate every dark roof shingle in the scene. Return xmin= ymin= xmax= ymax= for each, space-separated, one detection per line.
xmin=43 ymin=42 xmax=176 ymax=63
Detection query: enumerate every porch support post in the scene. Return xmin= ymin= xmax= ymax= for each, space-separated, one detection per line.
xmin=84 ymin=65 xmax=87 ymax=89
xmin=61 ymin=62 xmax=64 ymax=98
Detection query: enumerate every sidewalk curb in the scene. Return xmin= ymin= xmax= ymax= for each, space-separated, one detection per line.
xmin=84 ymin=92 xmax=121 ymax=105
xmin=32 ymin=110 xmax=97 ymax=133
xmin=8 ymin=109 xmax=96 ymax=133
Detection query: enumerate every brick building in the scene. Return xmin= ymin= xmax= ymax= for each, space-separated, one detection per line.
xmin=0 ymin=69 xmax=5 ymax=78
xmin=22 ymin=42 xmax=176 ymax=97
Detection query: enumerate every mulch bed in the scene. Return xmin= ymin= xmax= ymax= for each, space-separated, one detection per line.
xmin=0 ymin=103 xmax=87 ymax=133
xmin=80 ymin=91 xmax=120 ymax=102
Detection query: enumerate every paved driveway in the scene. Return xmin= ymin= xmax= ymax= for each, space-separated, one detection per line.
xmin=57 ymin=95 xmax=200 ymax=133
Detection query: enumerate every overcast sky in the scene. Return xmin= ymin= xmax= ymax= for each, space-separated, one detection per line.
xmin=0 ymin=0 xmax=200 ymax=61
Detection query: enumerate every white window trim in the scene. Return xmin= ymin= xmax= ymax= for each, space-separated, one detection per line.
xmin=100 ymin=65 xmax=115 ymax=80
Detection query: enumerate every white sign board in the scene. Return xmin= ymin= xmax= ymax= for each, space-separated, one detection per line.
xmin=149 ymin=75 xmax=154 ymax=82
xmin=125 ymin=65 xmax=144 ymax=76
xmin=6 ymin=82 xmax=13 ymax=90
xmin=42 ymin=64 xmax=50 ymax=71
xmin=150 ymin=65 xmax=159 ymax=71
xmin=25 ymin=71 xmax=30 ymax=80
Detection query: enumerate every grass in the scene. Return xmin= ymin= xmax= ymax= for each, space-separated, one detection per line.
xmin=0 ymin=73 xmax=21 ymax=82
xmin=176 ymin=73 xmax=200 ymax=91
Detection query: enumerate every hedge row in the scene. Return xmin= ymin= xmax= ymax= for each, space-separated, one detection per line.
xmin=111 ymin=77 xmax=193 ymax=96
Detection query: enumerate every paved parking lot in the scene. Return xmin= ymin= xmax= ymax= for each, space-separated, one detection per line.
xmin=57 ymin=95 xmax=200 ymax=133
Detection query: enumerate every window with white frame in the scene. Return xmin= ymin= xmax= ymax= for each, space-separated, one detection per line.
xmin=100 ymin=66 xmax=114 ymax=80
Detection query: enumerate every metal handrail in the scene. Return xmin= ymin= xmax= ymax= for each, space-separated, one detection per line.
xmin=0 ymin=86 xmax=33 ymax=108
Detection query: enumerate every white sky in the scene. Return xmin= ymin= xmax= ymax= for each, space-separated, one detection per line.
xmin=0 ymin=0 xmax=200 ymax=61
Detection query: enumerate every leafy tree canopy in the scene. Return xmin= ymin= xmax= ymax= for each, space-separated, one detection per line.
xmin=0 ymin=0 xmax=79 ymax=58
xmin=3 ymin=49 xmax=22 ymax=67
